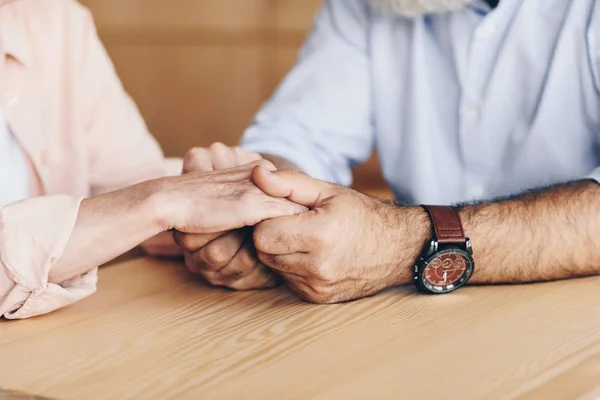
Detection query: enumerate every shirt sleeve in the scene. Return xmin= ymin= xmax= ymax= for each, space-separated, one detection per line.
xmin=240 ymin=0 xmax=374 ymax=187
xmin=73 ymin=3 xmax=166 ymax=195
xmin=0 ymin=196 xmax=97 ymax=320
xmin=588 ymin=167 xmax=600 ymax=184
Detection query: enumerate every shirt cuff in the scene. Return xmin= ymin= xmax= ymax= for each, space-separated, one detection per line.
xmin=0 ymin=196 xmax=97 ymax=319
xmin=587 ymin=167 xmax=600 ymax=184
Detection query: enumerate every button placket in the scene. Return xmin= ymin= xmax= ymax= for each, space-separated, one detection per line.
xmin=459 ymin=10 xmax=506 ymax=172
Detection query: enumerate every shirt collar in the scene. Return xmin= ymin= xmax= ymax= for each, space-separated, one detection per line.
xmin=0 ymin=0 xmax=31 ymax=67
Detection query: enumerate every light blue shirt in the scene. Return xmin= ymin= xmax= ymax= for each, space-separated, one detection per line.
xmin=241 ymin=0 xmax=600 ymax=205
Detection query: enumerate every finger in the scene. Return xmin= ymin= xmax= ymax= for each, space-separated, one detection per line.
xmin=194 ymin=230 xmax=247 ymax=271
xmin=183 ymin=147 xmax=214 ymax=173
xmin=253 ymin=214 xmax=316 ymax=254
xmin=173 ymin=231 xmax=225 ymax=252
xmin=210 ymin=142 xmax=238 ymax=170
xmin=202 ymin=263 xmax=279 ymax=291
xmin=233 ymin=147 xmax=263 ymax=166
xmin=206 ymin=239 xmax=279 ymax=290
xmin=220 ymin=237 xmax=260 ymax=278
xmin=201 ymin=159 xmax=277 ymax=183
xmin=200 ymin=184 xmax=307 ymax=233
xmin=257 ymin=251 xmax=308 ymax=276
xmin=141 ymin=231 xmax=184 ymax=258
xmin=228 ymin=264 xmax=280 ymax=291
xmin=184 ymin=251 xmax=204 ymax=275
xmin=252 ymin=167 xmax=333 ymax=208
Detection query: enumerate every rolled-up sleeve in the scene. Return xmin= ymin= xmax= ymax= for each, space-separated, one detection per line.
xmin=589 ymin=167 xmax=600 ymax=184
xmin=0 ymin=196 xmax=96 ymax=320
xmin=240 ymin=0 xmax=374 ymax=187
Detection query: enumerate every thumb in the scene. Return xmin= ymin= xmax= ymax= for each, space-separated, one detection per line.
xmin=252 ymin=167 xmax=332 ymax=208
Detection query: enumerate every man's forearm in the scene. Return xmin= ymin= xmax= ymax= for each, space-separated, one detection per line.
xmin=458 ymin=180 xmax=600 ymax=284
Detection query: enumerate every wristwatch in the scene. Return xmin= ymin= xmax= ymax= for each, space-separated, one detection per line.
xmin=413 ymin=205 xmax=475 ymax=294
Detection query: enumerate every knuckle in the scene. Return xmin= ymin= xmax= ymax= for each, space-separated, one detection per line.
xmin=307 ymin=287 xmax=335 ymax=304
xmin=202 ymin=243 xmax=234 ymax=267
xmin=229 ymin=273 xmax=275 ymax=291
xmin=252 ymin=228 xmax=270 ymax=253
xmin=311 ymin=225 xmax=335 ymax=248
xmin=312 ymin=283 xmax=330 ymax=297
xmin=315 ymin=263 xmax=337 ymax=282
xmin=209 ymin=142 xmax=229 ymax=156
xmin=227 ymin=280 xmax=249 ymax=291
xmin=236 ymin=248 xmax=258 ymax=268
xmin=184 ymin=254 xmax=205 ymax=274
xmin=234 ymin=192 xmax=259 ymax=215
xmin=227 ymin=276 xmax=260 ymax=291
xmin=254 ymin=159 xmax=276 ymax=170
xmin=183 ymin=147 xmax=208 ymax=168
xmin=220 ymin=267 xmax=246 ymax=281
xmin=238 ymin=190 xmax=256 ymax=205
xmin=294 ymin=287 xmax=326 ymax=304
xmin=202 ymin=274 xmax=224 ymax=287
xmin=279 ymin=168 xmax=303 ymax=180
xmin=174 ymin=233 xmax=198 ymax=252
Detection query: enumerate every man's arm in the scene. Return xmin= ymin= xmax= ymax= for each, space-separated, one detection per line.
xmin=240 ymin=0 xmax=374 ymax=186
xmin=251 ymin=169 xmax=600 ymax=304
xmin=456 ymin=180 xmax=600 ymax=284
xmin=392 ymin=180 xmax=600 ymax=287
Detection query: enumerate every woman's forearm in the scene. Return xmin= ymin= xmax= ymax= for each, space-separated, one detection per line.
xmin=49 ymin=181 xmax=165 ymax=284
xmin=49 ymin=162 xmax=306 ymax=285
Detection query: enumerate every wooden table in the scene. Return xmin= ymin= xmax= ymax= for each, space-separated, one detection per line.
xmin=1 ymin=258 xmax=600 ymax=400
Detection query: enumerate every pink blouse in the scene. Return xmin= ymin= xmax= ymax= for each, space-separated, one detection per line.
xmin=0 ymin=0 xmax=176 ymax=319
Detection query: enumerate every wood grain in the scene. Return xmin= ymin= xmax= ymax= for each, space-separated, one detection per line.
xmin=1 ymin=258 xmax=599 ymax=400
xmin=0 ymin=389 xmax=56 ymax=400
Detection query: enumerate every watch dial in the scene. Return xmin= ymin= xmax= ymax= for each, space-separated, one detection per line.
xmin=423 ymin=250 xmax=470 ymax=292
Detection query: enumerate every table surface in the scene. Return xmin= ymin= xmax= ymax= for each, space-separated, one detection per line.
xmin=2 ymin=258 xmax=600 ymax=400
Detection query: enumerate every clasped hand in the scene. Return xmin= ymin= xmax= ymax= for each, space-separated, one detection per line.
xmin=175 ymin=144 xmax=422 ymax=304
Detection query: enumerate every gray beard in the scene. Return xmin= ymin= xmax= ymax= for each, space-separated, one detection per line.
xmin=368 ymin=0 xmax=473 ymax=16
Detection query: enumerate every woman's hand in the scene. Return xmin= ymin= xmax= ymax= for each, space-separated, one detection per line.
xmin=153 ymin=160 xmax=305 ymax=234
xmin=50 ymin=160 xmax=305 ymax=285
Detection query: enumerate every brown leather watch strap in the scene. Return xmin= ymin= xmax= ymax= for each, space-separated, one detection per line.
xmin=422 ymin=205 xmax=466 ymax=245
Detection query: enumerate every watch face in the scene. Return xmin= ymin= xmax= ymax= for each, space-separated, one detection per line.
xmin=419 ymin=249 xmax=473 ymax=294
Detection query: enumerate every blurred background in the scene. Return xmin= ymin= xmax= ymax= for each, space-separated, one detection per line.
xmin=78 ymin=0 xmax=387 ymax=193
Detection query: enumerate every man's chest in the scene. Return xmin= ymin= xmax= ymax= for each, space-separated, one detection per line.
xmin=370 ymin=0 xmax=600 ymax=201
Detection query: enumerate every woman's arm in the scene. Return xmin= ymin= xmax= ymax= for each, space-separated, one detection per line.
xmin=0 ymin=162 xmax=305 ymax=320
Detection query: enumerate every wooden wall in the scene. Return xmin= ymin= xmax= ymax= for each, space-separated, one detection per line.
xmin=79 ymin=0 xmax=385 ymax=191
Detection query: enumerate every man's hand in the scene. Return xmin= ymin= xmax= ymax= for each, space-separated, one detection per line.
xmin=173 ymin=144 xmax=282 ymax=290
xmin=251 ymin=167 xmax=428 ymax=304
